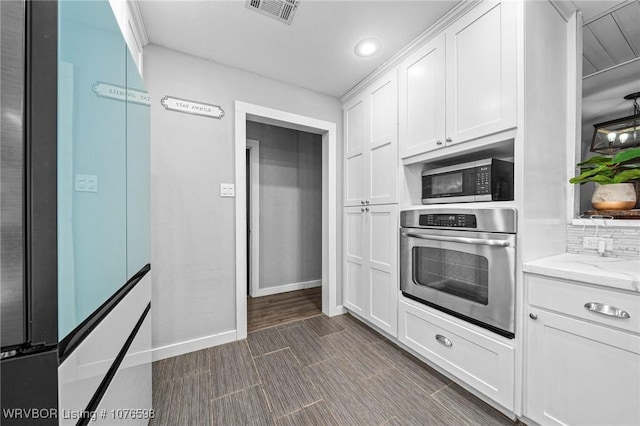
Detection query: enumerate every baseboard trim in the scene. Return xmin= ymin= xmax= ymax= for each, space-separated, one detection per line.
xmin=332 ymin=305 xmax=346 ymax=315
xmin=151 ymin=330 xmax=236 ymax=361
xmin=253 ymin=279 xmax=321 ymax=297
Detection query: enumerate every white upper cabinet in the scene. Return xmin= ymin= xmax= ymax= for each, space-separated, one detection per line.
xmin=399 ymin=33 xmax=446 ymax=158
xmin=445 ymin=1 xmax=517 ymax=145
xmin=398 ymin=1 xmax=517 ymax=159
xmin=344 ymin=71 xmax=398 ymax=206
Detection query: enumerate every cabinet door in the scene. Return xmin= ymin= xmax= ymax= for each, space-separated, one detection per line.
xmin=343 ymin=207 xmax=367 ymax=316
xmin=399 ymin=33 xmax=445 ymax=158
xmin=344 ymin=97 xmax=366 ymax=206
xmin=526 ymin=309 xmax=640 ymax=426
xmin=366 ymin=72 xmax=398 ymax=205
xmin=366 ymin=205 xmax=398 ymax=337
xmin=445 ymin=1 xmax=516 ymax=145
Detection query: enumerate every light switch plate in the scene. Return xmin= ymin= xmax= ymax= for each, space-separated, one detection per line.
xmin=220 ymin=183 xmax=235 ymax=197
xmin=75 ymin=174 xmax=98 ymax=193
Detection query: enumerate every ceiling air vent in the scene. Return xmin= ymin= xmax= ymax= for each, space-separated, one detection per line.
xmin=245 ymin=0 xmax=299 ymax=25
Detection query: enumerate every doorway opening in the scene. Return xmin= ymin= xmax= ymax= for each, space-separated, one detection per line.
xmin=234 ymin=101 xmax=340 ymax=340
xmin=245 ymin=125 xmax=324 ymax=332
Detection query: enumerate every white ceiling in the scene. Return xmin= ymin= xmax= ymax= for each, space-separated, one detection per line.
xmin=137 ymin=0 xmax=460 ymax=98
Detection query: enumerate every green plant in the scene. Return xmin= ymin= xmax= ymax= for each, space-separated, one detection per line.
xmin=570 ymin=147 xmax=640 ymax=184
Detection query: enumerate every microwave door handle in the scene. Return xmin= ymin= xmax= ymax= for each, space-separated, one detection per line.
xmin=402 ymin=233 xmax=511 ymax=247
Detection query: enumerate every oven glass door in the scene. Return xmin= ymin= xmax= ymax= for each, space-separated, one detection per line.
xmin=400 ymin=227 xmax=516 ymax=336
xmin=413 ymin=246 xmax=489 ymax=305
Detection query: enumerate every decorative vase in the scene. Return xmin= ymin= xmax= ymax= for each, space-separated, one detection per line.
xmin=591 ymin=183 xmax=637 ymax=210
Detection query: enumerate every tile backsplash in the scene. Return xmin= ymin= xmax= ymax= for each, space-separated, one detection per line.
xmin=567 ymin=225 xmax=640 ymax=259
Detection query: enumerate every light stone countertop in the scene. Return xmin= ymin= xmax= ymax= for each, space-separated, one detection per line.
xmin=523 ymin=253 xmax=640 ymax=293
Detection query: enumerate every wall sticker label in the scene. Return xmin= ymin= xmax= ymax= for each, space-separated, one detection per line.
xmin=92 ymin=82 xmax=150 ymax=106
xmin=160 ymin=96 xmax=225 ymax=119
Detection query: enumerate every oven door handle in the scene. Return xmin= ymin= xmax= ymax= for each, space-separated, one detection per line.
xmin=402 ymin=233 xmax=511 ymax=247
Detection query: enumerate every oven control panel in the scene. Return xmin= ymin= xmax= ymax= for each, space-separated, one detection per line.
xmin=419 ymin=214 xmax=477 ymax=228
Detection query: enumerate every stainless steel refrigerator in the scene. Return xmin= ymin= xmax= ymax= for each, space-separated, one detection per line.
xmin=1 ymin=1 xmax=58 ymax=423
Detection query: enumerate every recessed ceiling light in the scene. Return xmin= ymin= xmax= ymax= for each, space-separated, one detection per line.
xmin=354 ymin=38 xmax=381 ymax=57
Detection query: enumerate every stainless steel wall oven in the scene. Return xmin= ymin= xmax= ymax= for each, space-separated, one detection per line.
xmin=400 ymin=208 xmax=517 ymax=338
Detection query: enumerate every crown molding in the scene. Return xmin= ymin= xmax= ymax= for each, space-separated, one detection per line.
xmin=339 ymin=0 xmax=481 ymax=104
xmin=128 ymin=0 xmax=149 ymax=47
xmin=548 ymin=0 xmax=575 ymax=22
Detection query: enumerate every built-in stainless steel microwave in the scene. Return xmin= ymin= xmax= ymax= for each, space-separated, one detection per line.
xmin=422 ymin=158 xmax=514 ymax=204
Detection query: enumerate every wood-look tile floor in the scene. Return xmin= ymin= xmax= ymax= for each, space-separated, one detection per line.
xmin=247 ymin=287 xmax=322 ymax=333
xmin=151 ymin=314 xmax=519 ymax=426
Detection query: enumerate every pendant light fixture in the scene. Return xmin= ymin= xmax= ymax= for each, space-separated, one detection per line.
xmin=590 ymin=91 xmax=640 ymax=154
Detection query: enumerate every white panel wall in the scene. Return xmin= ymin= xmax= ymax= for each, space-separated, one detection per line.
xmin=520 ymin=1 xmax=569 ymax=261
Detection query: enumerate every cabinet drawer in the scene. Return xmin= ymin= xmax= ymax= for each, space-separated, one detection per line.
xmin=398 ymin=299 xmax=514 ymax=410
xmin=527 ymin=275 xmax=640 ymax=334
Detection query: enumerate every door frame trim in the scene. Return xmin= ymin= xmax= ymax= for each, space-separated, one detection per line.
xmin=246 ymin=139 xmax=260 ymax=297
xmin=234 ymin=101 xmax=340 ymax=340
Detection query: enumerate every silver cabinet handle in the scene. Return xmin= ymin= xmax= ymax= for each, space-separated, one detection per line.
xmin=361 ymin=200 xmax=365 ymax=204
xmin=360 ymin=207 xmax=365 ymax=212
xmin=436 ymin=140 xmax=443 ymax=145
xmin=365 ymin=200 xmax=370 ymax=204
xmin=365 ymin=207 xmax=369 ymax=212
xmin=446 ymin=137 xmax=453 ymax=143
xmin=584 ymin=302 xmax=631 ymax=319
xmin=529 ymin=313 xmax=538 ymax=320
xmin=402 ymin=232 xmax=511 ymax=247
xmin=435 ymin=334 xmax=452 ymax=347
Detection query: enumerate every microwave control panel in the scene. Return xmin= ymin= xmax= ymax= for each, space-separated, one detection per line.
xmin=419 ymin=214 xmax=477 ymax=228
xmin=475 ymin=166 xmax=491 ymax=194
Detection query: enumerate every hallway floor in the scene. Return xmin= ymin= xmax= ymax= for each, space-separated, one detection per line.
xmin=151 ymin=313 xmax=516 ymax=425
xmin=247 ymin=287 xmax=322 ymax=332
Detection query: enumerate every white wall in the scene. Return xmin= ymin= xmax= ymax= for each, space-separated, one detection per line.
xmin=246 ymin=122 xmax=322 ymax=292
xmin=144 ymin=45 xmax=342 ymax=356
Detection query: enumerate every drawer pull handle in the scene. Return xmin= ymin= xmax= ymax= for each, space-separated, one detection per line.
xmin=529 ymin=313 xmax=538 ymax=320
xmin=435 ymin=334 xmax=453 ymax=347
xmin=584 ymin=302 xmax=630 ymax=319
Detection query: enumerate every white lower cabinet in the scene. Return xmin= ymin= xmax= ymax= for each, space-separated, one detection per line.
xmin=398 ymin=298 xmax=515 ymax=410
xmin=343 ymin=205 xmax=398 ymax=337
xmin=525 ymin=275 xmax=640 ymax=426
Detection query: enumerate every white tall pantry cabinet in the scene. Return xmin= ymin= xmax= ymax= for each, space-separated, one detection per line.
xmin=343 ymin=71 xmax=399 ymax=337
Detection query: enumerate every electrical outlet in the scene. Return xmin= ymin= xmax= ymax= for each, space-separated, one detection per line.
xmin=583 ymin=237 xmax=614 ymax=251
